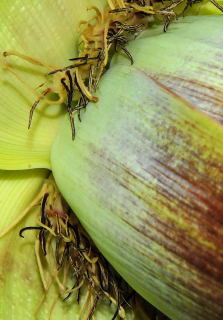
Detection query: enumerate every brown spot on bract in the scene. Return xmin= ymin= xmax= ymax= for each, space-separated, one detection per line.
xmin=0 ymin=249 xmax=14 ymax=284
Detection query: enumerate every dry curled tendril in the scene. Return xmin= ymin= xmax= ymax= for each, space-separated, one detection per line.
xmin=2 ymin=0 xmax=222 ymax=140
xmin=17 ymin=179 xmax=136 ymax=320
xmin=0 ymin=174 xmax=166 ymax=319
xmin=0 ymin=174 xmax=166 ymax=320
xmin=12 ymin=178 xmax=168 ymax=320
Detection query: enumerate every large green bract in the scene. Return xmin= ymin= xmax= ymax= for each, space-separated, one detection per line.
xmin=51 ymin=16 xmax=223 ymax=320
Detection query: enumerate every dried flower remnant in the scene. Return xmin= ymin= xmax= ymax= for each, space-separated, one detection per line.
xmin=14 ymin=178 xmax=169 ymax=320
xmin=2 ymin=0 xmax=222 ymax=140
xmin=183 ymin=0 xmax=223 ymax=14
xmin=18 ymin=178 xmax=136 ymax=319
xmin=210 ymin=0 xmax=223 ymax=11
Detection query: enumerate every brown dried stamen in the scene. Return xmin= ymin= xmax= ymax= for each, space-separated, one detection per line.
xmin=2 ymin=0 xmax=222 ymax=139
xmin=19 ymin=179 xmax=134 ymax=319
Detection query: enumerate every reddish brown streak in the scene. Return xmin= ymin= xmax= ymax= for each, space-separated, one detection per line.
xmin=152 ymin=74 xmax=223 ymax=123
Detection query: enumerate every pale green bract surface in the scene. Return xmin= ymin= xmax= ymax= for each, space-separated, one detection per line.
xmin=51 ymin=16 xmax=223 ymax=320
xmin=113 ymin=15 xmax=223 ymax=123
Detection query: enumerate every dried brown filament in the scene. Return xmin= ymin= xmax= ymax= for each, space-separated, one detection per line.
xmin=18 ymin=180 xmax=134 ymax=319
xmin=3 ymin=0 xmax=222 ymax=140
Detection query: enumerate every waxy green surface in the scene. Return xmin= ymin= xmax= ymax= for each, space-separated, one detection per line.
xmin=52 ymin=16 xmax=223 ymax=320
xmin=113 ymin=15 xmax=223 ymax=123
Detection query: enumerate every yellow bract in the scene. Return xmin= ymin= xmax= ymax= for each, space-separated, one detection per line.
xmin=0 ymin=0 xmax=107 ymax=170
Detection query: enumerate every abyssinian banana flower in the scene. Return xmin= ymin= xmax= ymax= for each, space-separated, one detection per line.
xmin=0 ymin=0 xmax=223 ymax=319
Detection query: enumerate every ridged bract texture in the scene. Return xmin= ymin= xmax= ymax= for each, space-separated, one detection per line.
xmin=0 ymin=0 xmax=106 ymax=169
xmin=51 ymin=16 xmax=223 ymax=320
